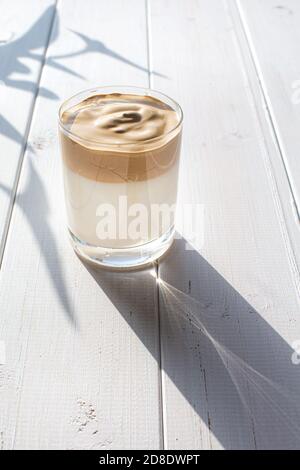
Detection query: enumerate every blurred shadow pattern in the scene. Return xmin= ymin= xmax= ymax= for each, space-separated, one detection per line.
xmin=0 ymin=3 xmax=165 ymax=321
xmin=0 ymin=159 xmax=74 ymax=322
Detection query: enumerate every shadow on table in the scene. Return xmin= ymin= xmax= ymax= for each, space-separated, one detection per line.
xmin=0 ymin=3 xmax=166 ymax=322
xmin=83 ymin=236 xmax=300 ymax=450
xmin=0 ymin=159 xmax=74 ymax=322
xmin=0 ymin=4 xmax=166 ymax=145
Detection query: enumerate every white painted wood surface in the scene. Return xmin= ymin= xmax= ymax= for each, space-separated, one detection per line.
xmin=238 ymin=0 xmax=300 ymax=213
xmin=0 ymin=0 xmax=161 ymax=450
xmin=0 ymin=0 xmax=56 ymax=261
xmin=0 ymin=0 xmax=300 ymax=450
xmin=150 ymin=0 xmax=300 ymax=449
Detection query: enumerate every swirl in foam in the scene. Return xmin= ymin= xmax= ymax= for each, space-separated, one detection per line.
xmin=59 ymin=93 xmax=182 ymax=247
xmin=60 ymin=93 xmax=181 ymax=183
xmin=61 ymin=93 xmax=179 ymax=149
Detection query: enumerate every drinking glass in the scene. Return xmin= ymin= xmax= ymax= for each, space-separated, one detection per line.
xmin=58 ymin=86 xmax=183 ymax=269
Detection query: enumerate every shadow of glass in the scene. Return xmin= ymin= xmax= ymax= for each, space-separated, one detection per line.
xmin=82 ymin=235 xmax=300 ymax=449
xmin=0 ymin=2 xmax=297 ymax=450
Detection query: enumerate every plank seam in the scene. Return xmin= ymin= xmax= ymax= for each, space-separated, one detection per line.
xmin=9 ymin=1 xmax=59 ymax=449
xmin=156 ymin=262 xmax=166 ymax=450
xmin=146 ymin=0 xmax=165 ymax=449
xmin=145 ymin=0 xmax=153 ymax=89
xmin=235 ymin=0 xmax=300 ymax=223
xmin=0 ymin=0 xmax=59 ymax=270
xmin=227 ymin=0 xmax=300 ymax=299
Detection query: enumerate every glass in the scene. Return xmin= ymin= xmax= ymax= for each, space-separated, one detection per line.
xmin=58 ymin=86 xmax=183 ymax=269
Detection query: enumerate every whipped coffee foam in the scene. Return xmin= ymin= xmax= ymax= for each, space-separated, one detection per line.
xmin=61 ymin=93 xmax=179 ymax=147
xmin=60 ymin=93 xmax=181 ymax=183
xmin=59 ymin=92 xmax=182 ymax=248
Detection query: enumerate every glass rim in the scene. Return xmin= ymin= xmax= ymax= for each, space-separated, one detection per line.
xmin=58 ymin=85 xmax=183 ymax=148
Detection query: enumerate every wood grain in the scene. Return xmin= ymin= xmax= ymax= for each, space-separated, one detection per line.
xmin=1 ymin=0 xmax=300 ymax=450
xmin=0 ymin=0 xmax=161 ymax=450
xmin=238 ymin=0 xmax=300 ymax=213
xmin=0 ymin=0 xmax=56 ymax=262
xmin=150 ymin=0 xmax=300 ymax=449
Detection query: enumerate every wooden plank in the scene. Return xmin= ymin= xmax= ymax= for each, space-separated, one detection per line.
xmin=0 ymin=0 xmax=162 ymax=449
xmin=237 ymin=0 xmax=300 ymax=212
xmin=150 ymin=0 xmax=300 ymax=449
xmin=0 ymin=0 xmax=56 ymax=262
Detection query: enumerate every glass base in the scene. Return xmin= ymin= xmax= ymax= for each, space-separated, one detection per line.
xmin=69 ymin=226 xmax=175 ymax=269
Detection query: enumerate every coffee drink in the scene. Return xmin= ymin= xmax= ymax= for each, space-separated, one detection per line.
xmin=59 ymin=87 xmax=182 ymax=267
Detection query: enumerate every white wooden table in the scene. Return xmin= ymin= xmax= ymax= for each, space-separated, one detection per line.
xmin=0 ymin=0 xmax=300 ymax=450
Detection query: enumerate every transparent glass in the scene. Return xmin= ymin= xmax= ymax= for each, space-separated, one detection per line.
xmin=58 ymin=86 xmax=183 ymax=269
